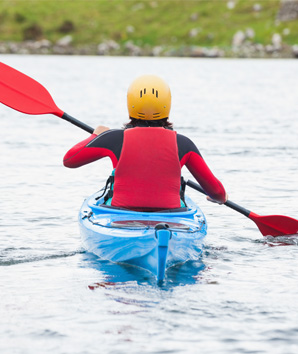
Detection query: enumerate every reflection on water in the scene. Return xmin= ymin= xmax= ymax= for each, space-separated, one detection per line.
xmin=81 ymin=252 xmax=206 ymax=289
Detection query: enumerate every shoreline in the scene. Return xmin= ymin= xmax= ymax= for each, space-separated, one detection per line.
xmin=1 ymin=39 xmax=298 ymax=59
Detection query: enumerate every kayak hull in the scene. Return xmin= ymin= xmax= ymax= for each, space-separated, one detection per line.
xmin=79 ymin=192 xmax=207 ymax=281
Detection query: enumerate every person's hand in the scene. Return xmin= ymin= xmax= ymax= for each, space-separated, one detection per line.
xmin=206 ymin=193 xmax=228 ymax=205
xmin=93 ymin=125 xmax=110 ymax=135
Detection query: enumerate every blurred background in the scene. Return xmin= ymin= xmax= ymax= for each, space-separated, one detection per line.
xmin=0 ymin=0 xmax=298 ymax=58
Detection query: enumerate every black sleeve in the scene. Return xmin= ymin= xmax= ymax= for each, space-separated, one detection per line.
xmin=87 ymin=129 xmax=124 ymax=160
xmin=177 ymin=133 xmax=202 ymax=161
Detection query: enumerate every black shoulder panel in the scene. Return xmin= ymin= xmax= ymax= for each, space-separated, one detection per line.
xmin=87 ymin=129 xmax=124 ymax=160
xmin=177 ymin=134 xmax=202 ymax=160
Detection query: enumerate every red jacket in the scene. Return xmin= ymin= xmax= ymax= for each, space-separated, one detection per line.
xmin=64 ymin=127 xmax=226 ymax=209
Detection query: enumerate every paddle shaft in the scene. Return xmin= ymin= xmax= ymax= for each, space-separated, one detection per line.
xmin=186 ymin=180 xmax=251 ymax=218
xmin=62 ymin=112 xmax=94 ymax=134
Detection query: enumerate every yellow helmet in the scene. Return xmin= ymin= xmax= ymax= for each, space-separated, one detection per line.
xmin=127 ymin=75 xmax=171 ymax=120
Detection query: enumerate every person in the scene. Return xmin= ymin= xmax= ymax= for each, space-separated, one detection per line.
xmin=63 ymin=75 xmax=227 ymax=211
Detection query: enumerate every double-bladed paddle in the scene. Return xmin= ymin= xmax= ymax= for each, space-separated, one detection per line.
xmin=1 ymin=61 xmax=298 ymax=237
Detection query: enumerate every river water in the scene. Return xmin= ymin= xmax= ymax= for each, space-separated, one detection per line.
xmin=1 ymin=55 xmax=298 ymax=354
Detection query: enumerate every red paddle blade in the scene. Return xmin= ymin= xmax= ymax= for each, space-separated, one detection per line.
xmin=0 ymin=62 xmax=64 ymax=117
xmin=249 ymin=212 xmax=298 ymax=237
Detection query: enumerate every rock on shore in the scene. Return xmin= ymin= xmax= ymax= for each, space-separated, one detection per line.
xmin=277 ymin=0 xmax=298 ymax=21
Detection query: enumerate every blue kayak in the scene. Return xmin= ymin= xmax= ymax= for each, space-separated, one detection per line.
xmin=79 ymin=192 xmax=207 ymax=282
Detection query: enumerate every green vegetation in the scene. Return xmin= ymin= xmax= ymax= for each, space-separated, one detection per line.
xmin=0 ymin=0 xmax=298 ymax=51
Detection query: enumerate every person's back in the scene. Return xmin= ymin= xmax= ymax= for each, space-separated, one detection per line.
xmin=64 ymin=75 xmax=227 ymax=210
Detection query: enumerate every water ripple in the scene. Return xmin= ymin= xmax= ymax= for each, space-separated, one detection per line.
xmin=0 ymin=247 xmax=84 ymax=266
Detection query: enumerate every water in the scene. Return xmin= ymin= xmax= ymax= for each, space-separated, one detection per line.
xmin=1 ymin=55 xmax=298 ymax=354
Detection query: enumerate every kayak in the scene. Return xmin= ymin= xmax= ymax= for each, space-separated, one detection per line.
xmin=79 ymin=191 xmax=207 ymax=282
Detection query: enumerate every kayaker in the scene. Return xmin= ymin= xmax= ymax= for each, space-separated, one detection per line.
xmin=64 ymin=75 xmax=228 ymax=211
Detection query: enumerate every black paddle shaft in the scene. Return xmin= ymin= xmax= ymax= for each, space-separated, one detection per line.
xmin=186 ymin=180 xmax=251 ymax=218
xmin=62 ymin=112 xmax=94 ymax=134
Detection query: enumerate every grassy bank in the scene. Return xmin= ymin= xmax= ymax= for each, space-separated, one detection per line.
xmin=0 ymin=0 xmax=298 ymax=55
